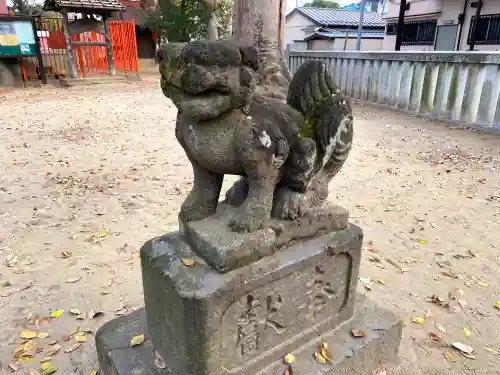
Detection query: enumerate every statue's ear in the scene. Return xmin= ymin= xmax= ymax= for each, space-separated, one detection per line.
xmin=239 ymin=46 xmax=259 ymax=71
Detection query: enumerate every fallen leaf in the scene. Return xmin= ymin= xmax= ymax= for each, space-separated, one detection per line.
xmin=28 ymin=369 xmax=40 ymax=375
xmin=314 ymin=351 xmax=327 ymax=364
xmin=429 ymin=333 xmax=442 ymax=342
xmin=374 ymin=367 xmax=387 ymax=375
xmin=374 ymin=279 xmax=386 ymax=285
xmin=46 ymin=344 xmax=61 ymax=356
xmin=8 ymin=364 xmax=19 ymax=371
xmin=37 ymin=332 xmax=49 ymax=338
xmin=477 ymin=281 xmax=489 ymax=287
xmin=74 ymin=333 xmax=87 ymax=342
xmin=89 ymin=370 xmax=98 ymax=375
xmin=88 ymin=308 xmax=104 ymax=319
xmin=61 ymin=251 xmax=72 ymax=259
xmin=66 ymin=276 xmax=81 ymax=284
xmin=452 ymin=342 xmax=474 ymax=354
xmin=411 ymin=316 xmax=425 ymax=325
xmin=181 ymin=258 xmax=195 ymax=267
xmin=400 ymin=267 xmax=409 ymax=273
xmin=284 ymin=353 xmax=295 ymax=364
xmin=351 ymin=328 xmax=366 ymax=337
xmin=64 ymin=342 xmax=81 ymax=353
xmin=69 ymin=309 xmax=81 ymax=315
xmin=14 ymin=340 xmax=38 ymax=358
xmin=463 ymin=327 xmax=471 ymax=338
xmin=20 ymin=330 xmax=38 ymax=339
xmin=62 ymin=334 xmax=72 ymax=341
xmin=320 ymin=343 xmax=332 ymax=362
xmin=284 ymin=365 xmax=293 ymax=375
xmin=40 ymin=362 xmax=57 ymax=375
xmin=154 ymin=350 xmax=167 ymax=369
xmin=462 ymin=352 xmax=476 ymax=360
xmin=49 ymin=310 xmax=64 ymax=318
xmin=418 ymin=239 xmax=428 ymax=245
xmin=130 ymin=334 xmax=145 ymax=347
xmin=424 ymin=309 xmax=432 ymax=318
xmin=495 ymin=301 xmax=500 ymax=309
xmin=437 ymin=324 xmax=446 ymax=333
xmin=485 ymin=347 xmax=499 ymax=354
xmin=444 ymin=351 xmax=457 ymax=362
xmin=0 ymin=280 xmax=34 ymax=297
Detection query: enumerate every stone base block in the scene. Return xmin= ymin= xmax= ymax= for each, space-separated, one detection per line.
xmin=180 ymin=203 xmax=349 ymax=272
xmin=96 ymin=297 xmax=403 ymax=375
xmin=140 ymin=225 xmax=361 ymax=375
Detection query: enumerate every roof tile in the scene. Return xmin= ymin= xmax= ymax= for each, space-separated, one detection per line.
xmin=296 ymin=7 xmax=384 ymax=27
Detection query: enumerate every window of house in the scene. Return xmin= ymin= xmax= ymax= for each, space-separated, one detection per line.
xmin=468 ymin=14 xmax=500 ymax=45
xmin=385 ymin=20 xmax=437 ymax=45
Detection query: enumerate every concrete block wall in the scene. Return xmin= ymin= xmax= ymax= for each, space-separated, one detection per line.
xmin=289 ymin=51 xmax=500 ymax=130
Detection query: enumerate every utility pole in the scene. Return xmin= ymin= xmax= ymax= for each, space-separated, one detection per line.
xmin=469 ymin=0 xmax=483 ymax=51
xmin=394 ymin=0 xmax=407 ymax=51
xmin=356 ymin=0 xmax=366 ymax=51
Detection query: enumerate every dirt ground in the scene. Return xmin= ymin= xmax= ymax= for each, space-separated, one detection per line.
xmin=1 ymin=79 xmax=500 ymax=375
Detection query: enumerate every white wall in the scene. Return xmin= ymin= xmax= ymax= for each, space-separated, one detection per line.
xmin=384 ymin=0 xmax=443 ymax=18
xmin=382 ymin=0 xmax=500 ymax=51
xmin=284 ymin=12 xmax=315 ymax=50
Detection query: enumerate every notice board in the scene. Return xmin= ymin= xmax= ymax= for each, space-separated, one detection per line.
xmin=0 ymin=17 xmax=37 ymax=57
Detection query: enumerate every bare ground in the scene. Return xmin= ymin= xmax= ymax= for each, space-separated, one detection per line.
xmin=1 ymin=79 xmax=500 ymax=375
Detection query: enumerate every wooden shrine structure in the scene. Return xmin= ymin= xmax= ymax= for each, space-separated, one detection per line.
xmin=43 ymin=0 xmax=125 ymax=78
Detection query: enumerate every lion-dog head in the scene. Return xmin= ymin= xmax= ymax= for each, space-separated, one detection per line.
xmin=157 ymin=40 xmax=259 ymax=121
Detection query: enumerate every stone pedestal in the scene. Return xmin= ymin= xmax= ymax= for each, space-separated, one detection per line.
xmin=96 ymin=206 xmax=402 ymax=375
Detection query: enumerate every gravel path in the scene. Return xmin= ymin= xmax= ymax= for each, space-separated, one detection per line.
xmin=1 ymin=79 xmax=500 ymax=375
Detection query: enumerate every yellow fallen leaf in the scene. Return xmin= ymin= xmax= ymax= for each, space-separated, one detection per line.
xmin=321 ymin=346 xmax=333 ymax=362
xmin=29 ymin=369 xmax=40 ymax=375
xmin=374 ymin=279 xmax=386 ymax=285
xmin=181 ymin=258 xmax=195 ymax=267
xmin=418 ymin=239 xmax=428 ymax=245
xmin=40 ymin=362 xmax=57 ymax=375
xmin=485 ymin=347 xmax=499 ymax=354
xmin=20 ymin=330 xmax=38 ymax=339
xmin=463 ymin=327 xmax=471 ymax=338
xmin=14 ymin=340 xmax=38 ymax=358
xmin=130 ymin=334 xmax=145 ymax=347
xmin=400 ymin=268 xmax=409 ymax=273
xmin=444 ymin=351 xmax=457 ymax=362
xmin=284 ymin=353 xmax=295 ymax=364
xmin=495 ymin=301 xmax=500 ymax=309
xmin=89 ymin=370 xmax=98 ymax=375
xmin=477 ymin=281 xmax=489 ymax=287
xmin=411 ymin=316 xmax=425 ymax=324
xmin=49 ymin=310 xmax=64 ymax=318
xmin=41 ymin=362 xmax=50 ymax=371
xmin=314 ymin=351 xmax=327 ymax=364
xmin=74 ymin=333 xmax=87 ymax=343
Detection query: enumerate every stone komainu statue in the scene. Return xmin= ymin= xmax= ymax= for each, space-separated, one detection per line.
xmin=158 ymin=40 xmax=353 ymax=233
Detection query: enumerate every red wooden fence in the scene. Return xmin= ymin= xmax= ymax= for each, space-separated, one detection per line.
xmin=21 ymin=17 xmax=139 ymax=81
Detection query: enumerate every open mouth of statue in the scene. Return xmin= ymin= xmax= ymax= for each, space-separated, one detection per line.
xmin=176 ymin=87 xmax=232 ymax=120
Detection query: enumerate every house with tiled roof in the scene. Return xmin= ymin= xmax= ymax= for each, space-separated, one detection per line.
xmin=285 ymin=7 xmax=385 ymax=51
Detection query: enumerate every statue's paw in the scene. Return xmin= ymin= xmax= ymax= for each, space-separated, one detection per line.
xmin=272 ymin=187 xmax=308 ymax=220
xmin=223 ymin=178 xmax=248 ymax=207
xmin=180 ymin=198 xmax=216 ymax=223
xmin=229 ymin=208 xmax=266 ymax=233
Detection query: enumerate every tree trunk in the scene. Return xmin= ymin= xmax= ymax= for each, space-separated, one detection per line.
xmin=232 ymin=0 xmax=291 ymax=100
xmin=202 ymin=0 xmax=218 ymax=41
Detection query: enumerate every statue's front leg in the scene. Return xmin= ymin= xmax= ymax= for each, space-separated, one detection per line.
xmin=180 ymin=160 xmax=223 ymax=223
xmin=229 ymin=132 xmax=285 ymax=232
